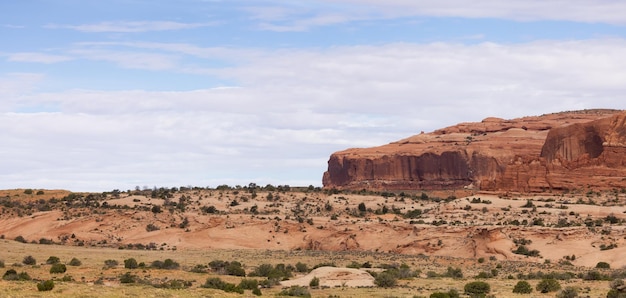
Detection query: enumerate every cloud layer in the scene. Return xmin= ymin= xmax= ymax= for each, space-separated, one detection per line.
xmin=3 ymin=38 xmax=626 ymax=191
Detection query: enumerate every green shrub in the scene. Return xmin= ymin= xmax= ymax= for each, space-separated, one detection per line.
xmin=430 ymin=292 xmax=451 ymax=298
xmin=278 ymin=285 xmax=311 ymax=297
xmin=68 ymin=257 xmax=82 ymax=266
xmin=50 ymin=263 xmax=67 ymax=274
xmin=374 ymin=271 xmax=397 ymax=287
xmin=238 ymin=278 xmax=259 ymax=290
xmin=513 ymin=280 xmax=533 ymax=294
xmin=124 ymin=258 xmax=138 ymax=269
xmin=556 ymin=286 xmax=579 ymax=298
xmin=596 ymin=261 xmax=611 ymax=269
xmin=46 ymin=256 xmax=60 ymax=264
xmin=252 ymin=287 xmax=262 ymax=296
xmin=536 ymin=278 xmax=561 ymax=293
xmin=61 ymin=275 xmax=73 ymax=281
xmin=36 ymin=280 xmax=54 ymax=291
xmin=104 ymin=259 xmax=118 ymax=268
xmin=22 ymin=255 xmax=36 ymax=265
xmin=119 ymin=272 xmax=136 ymax=283
xmin=309 ymin=276 xmax=320 ymax=287
xmin=150 ymin=258 xmax=179 ymax=270
xmin=202 ymin=277 xmax=243 ymax=294
xmin=464 ymin=281 xmax=491 ymax=296
xmin=14 ymin=236 xmax=27 ymax=243
xmin=295 ymin=262 xmax=309 ymax=273
xmin=24 ymin=189 xmax=33 ymax=195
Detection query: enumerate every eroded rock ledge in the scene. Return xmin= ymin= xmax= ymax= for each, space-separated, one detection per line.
xmin=323 ymin=109 xmax=626 ymax=192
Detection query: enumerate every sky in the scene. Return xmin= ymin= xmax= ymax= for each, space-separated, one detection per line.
xmin=2 ymin=0 xmax=626 ymax=191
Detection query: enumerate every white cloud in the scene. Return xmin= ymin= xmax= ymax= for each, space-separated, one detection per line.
xmin=245 ymin=0 xmax=626 ymax=31
xmin=3 ymin=38 xmax=626 ymax=191
xmin=45 ymin=21 xmax=216 ymax=33
xmin=324 ymin=0 xmax=626 ymax=24
xmin=8 ymin=52 xmax=72 ymax=64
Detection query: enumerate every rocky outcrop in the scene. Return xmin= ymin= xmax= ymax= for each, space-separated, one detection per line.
xmin=323 ymin=109 xmax=626 ymax=192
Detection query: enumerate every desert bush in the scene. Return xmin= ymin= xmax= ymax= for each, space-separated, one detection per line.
xmin=3 ymin=270 xmax=31 ymax=281
xmin=512 ymin=245 xmax=541 ymax=257
xmin=152 ymin=279 xmax=193 ymax=289
xmin=24 ymin=189 xmax=33 ymax=195
xmin=146 ymin=223 xmax=160 ymax=232
xmin=14 ymin=235 xmax=27 ymax=243
xmin=151 ymin=258 xmax=179 ymax=270
xmin=374 ymin=271 xmax=398 ymax=287
xmin=202 ymin=277 xmax=243 ymax=294
xmin=22 ymin=255 xmax=36 ymax=265
xmin=513 ymin=280 xmax=533 ymax=294
xmin=0 ymin=260 xmax=4 ymax=268
xmin=124 ymin=258 xmax=138 ymax=269
xmin=36 ymin=280 xmax=54 ymax=291
xmin=278 ymin=285 xmax=311 ymax=297
xmin=430 ymin=289 xmax=459 ymax=298
xmin=536 ymin=278 xmax=561 ymax=293
xmin=50 ymin=263 xmax=67 ymax=274
xmin=68 ymin=257 xmax=82 ymax=266
xmin=119 ymin=272 xmax=136 ymax=283
xmin=190 ymin=264 xmax=208 ymax=273
xmin=464 ymin=281 xmax=491 ymax=296
xmin=309 ymin=276 xmax=320 ymax=288
xmin=238 ymin=278 xmax=259 ymax=290
xmin=556 ymin=286 xmax=579 ymax=298
xmin=39 ymin=238 xmax=53 ymax=244
xmin=443 ymin=267 xmax=463 ymax=279
xmin=104 ymin=259 xmax=118 ymax=268
xmin=596 ymin=261 xmax=611 ymax=269
xmin=46 ymin=256 xmax=60 ymax=264
xmin=584 ymin=270 xmax=609 ymax=280
xmin=252 ymin=287 xmax=262 ymax=296
xmin=250 ymin=263 xmax=292 ymax=280
xmin=607 ymin=280 xmax=626 ymax=298
xmin=295 ymin=261 xmax=309 ymax=273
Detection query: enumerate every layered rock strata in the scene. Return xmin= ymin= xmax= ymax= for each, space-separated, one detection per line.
xmin=323 ymin=109 xmax=626 ymax=192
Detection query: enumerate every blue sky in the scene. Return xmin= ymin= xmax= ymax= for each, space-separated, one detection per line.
xmin=2 ymin=0 xmax=626 ymax=191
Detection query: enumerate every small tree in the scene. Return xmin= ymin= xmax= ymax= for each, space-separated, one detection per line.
xmin=119 ymin=272 xmax=136 ymax=283
xmin=309 ymin=276 xmax=320 ymax=288
xmin=536 ymin=278 xmax=561 ymax=293
xmin=46 ymin=256 xmax=60 ymax=264
xmin=374 ymin=271 xmax=397 ymax=287
xmin=513 ymin=280 xmax=533 ymax=294
xmin=104 ymin=259 xmax=118 ymax=268
xmin=557 ymin=286 xmax=579 ymax=298
xmin=124 ymin=258 xmax=138 ymax=269
xmin=36 ymin=280 xmax=54 ymax=291
xmin=22 ymin=255 xmax=36 ymax=265
xmin=68 ymin=257 xmax=82 ymax=266
xmin=50 ymin=263 xmax=67 ymax=274
xmin=464 ymin=281 xmax=491 ymax=296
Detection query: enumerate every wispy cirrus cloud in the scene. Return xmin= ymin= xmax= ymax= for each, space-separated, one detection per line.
xmin=8 ymin=52 xmax=72 ymax=64
xmin=322 ymin=0 xmax=626 ymax=24
xmin=45 ymin=20 xmax=217 ymax=33
xmin=243 ymin=0 xmax=626 ymax=32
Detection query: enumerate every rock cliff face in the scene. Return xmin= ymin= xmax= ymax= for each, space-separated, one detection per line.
xmin=323 ymin=109 xmax=626 ymax=192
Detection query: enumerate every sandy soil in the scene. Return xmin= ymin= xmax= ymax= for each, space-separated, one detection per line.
xmin=0 ymin=188 xmax=625 ymax=269
xmin=280 ymin=267 xmax=375 ymax=288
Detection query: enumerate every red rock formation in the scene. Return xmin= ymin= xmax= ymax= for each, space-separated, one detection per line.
xmin=323 ymin=109 xmax=626 ymax=192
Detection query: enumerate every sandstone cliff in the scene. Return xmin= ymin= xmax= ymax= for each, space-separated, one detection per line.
xmin=323 ymin=109 xmax=626 ymax=192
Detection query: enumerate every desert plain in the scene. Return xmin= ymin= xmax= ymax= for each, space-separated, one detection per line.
xmin=0 ymin=186 xmax=624 ymax=297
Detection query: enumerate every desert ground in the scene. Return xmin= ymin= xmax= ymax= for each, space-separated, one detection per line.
xmin=0 ymin=186 xmax=624 ymax=297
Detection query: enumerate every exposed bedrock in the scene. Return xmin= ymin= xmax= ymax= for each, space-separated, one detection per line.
xmin=323 ymin=109 xmax=626 ymax=192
